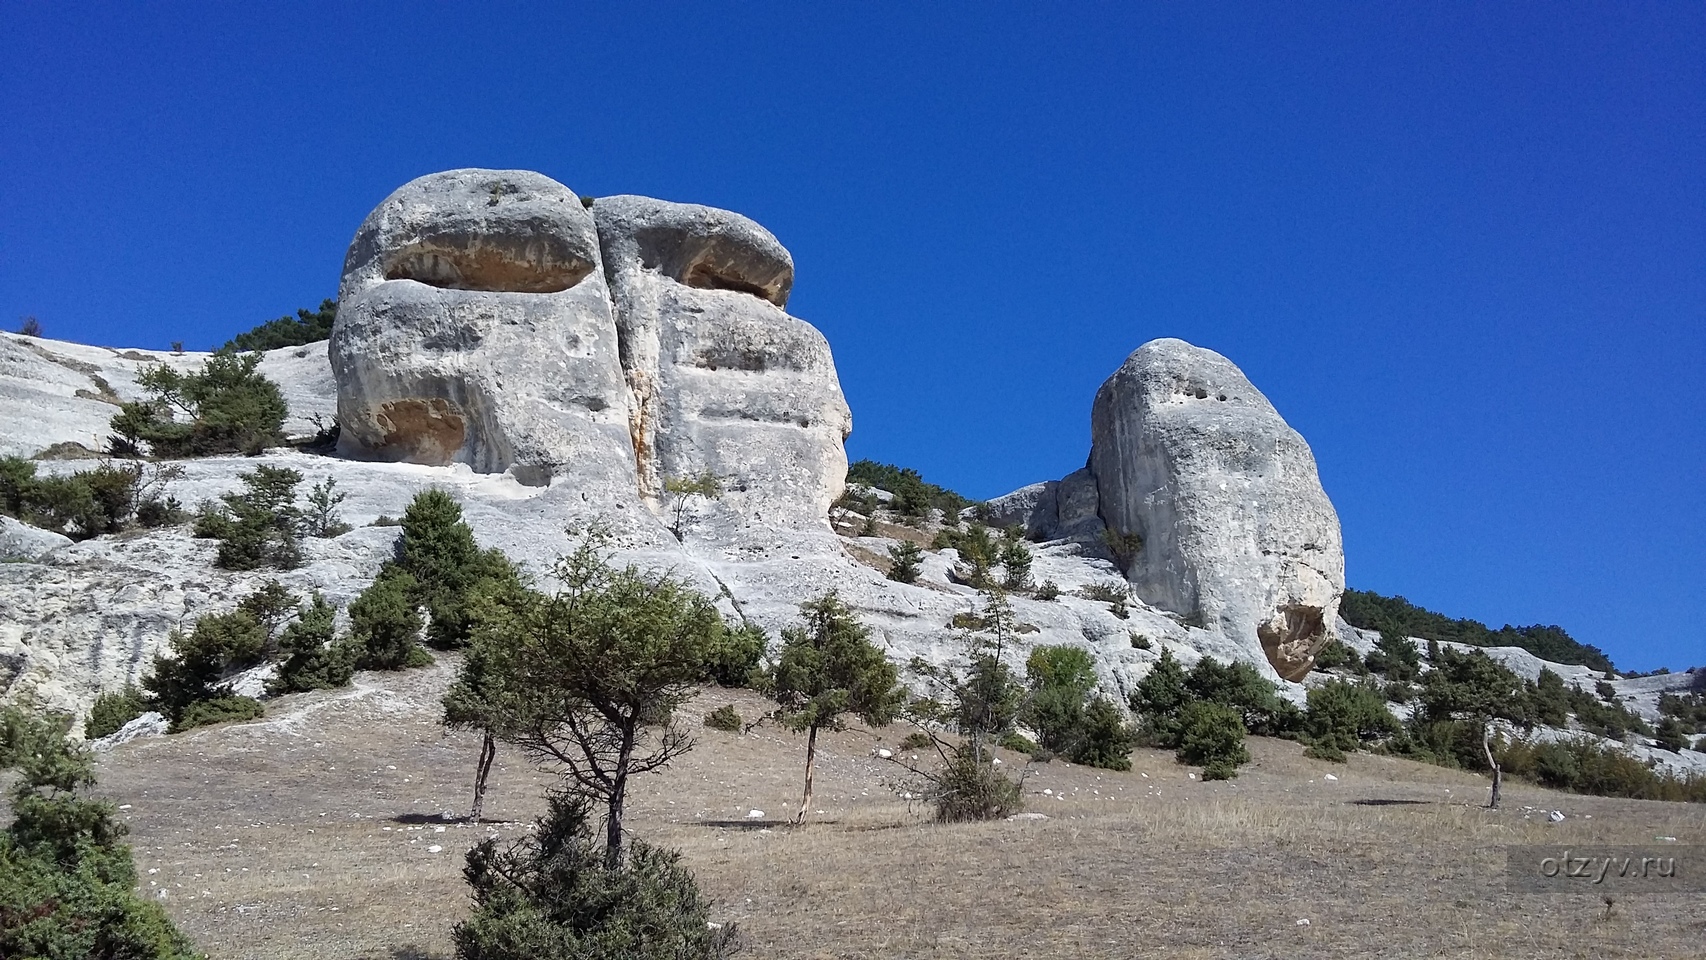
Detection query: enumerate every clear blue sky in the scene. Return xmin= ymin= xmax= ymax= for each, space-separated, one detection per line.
xmin=3 ymin=3 xmax=1701 ymax=671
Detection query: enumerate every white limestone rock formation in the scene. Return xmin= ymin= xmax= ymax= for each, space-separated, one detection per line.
xmin=330 ymin=170 xmax=638 ymax=493
xmin=592 ymin=195 xmax=853 ymax=532
xmin=1088 ymin=338 xmax=1344 ymax=680
xmin=1 ymin=516 xmax=71 ymax=562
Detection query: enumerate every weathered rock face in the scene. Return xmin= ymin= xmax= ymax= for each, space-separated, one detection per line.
xmin=593 ymin=196 xmax=852 ymax=530
xmin=1 ymin=516 xmax=72 ymax=562
xmin=1088 ymin=339 xmax=1344 ymax=680
xmin=330 ymin=170 xmax=637 ymax=492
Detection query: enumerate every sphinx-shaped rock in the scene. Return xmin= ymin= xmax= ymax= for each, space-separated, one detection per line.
xmin=1088 ymin=338 xmax=1344 ymax=680
xmin=593 ymin=196 xmax=852 ymax=530
xmin=330 ymin=170 xmax=637 ymax=491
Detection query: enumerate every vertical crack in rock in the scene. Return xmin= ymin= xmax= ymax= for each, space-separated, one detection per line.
xmin=593 ymin=196 xmax=852 ymax=534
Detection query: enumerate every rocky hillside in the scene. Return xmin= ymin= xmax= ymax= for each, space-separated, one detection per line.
xmin=2 ymin=168 xmax=1696 ymax=768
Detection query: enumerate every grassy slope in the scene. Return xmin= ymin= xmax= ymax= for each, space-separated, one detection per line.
xmin=95 ymin=658 xmax=1706 ymax=960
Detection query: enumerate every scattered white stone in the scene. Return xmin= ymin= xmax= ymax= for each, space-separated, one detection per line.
xmin=1657 ymin=836 xmax=1678 ymax=842
xmin=434 ymin=825 xmax=446 ymax=833
xmin=707 ymin=922 xmax=724 ymax=930
xmin=992 ymin=757 xmax=1002 ymax=765
xmin=876 ymin=748 xmax=892 ymax=759
xmin=1006 ymin=813 xmax=1050 ymax=822
xmin=746 ymin=809 xmax=764 ymax=819
xmin=1042 ymin=789 xmax=1053 ymax=796
xmin=1548 ymin=811 xmax=1565 ymax=822
xmin=1188 ymin=773 xmax=1198 ymax=780
xmin=427 ymin=845 xmax=443 ymax=853
xmin=1296 ymin=918 xmax=1311 ymax=927
xmin=1323 ymin=774 xmax=1338 ymax=781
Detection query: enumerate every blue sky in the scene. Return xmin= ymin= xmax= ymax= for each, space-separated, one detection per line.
xmin=3 ymin=3 xmax=1701 ymax=671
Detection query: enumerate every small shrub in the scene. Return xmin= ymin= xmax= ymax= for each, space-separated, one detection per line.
xmin=302 ymin=477 xmax=352 ymax=538
xmin=195 ymin=465 xmax=304 ymax=570
xmin=1034 ymin=579 xmax=1060 ymax=601
xmin=1079 ymin=582 xmax=1126 ymax=603
xmin=886 ymin=540 xmax=923 ymax=584
xmin=3 ymin=461 xmax=147 ymax=541
xmin=1654 ymin=717 xmax=1692 ymax=753
xmin=933 ymin=744 xmax=1024 ymax=822
xmin=1306 ymin=679 xmax=1400 ymax=754
xmin=1176 ymin=701 xmax=1249 ymax=775
xmin=84 ymin=684 xmax=149 ymax=740
xmin=1101 ymin=527 xmax=1143 ymax=570
xmin=141 ymin=605 xmax=271 ymax=727
xmin=349 ymin=570 xmax=426 ymax=670
xmin=268 ymin=593 xmax=358 ymax=695
xmin=455 ymin=791 xmax=740 ymax=960
xmin=898 ymin=731 xmax=935 ymax=751
xmin=1130 ymin=633 xmax=1151 ymax=651
xmin=702 ymin=624 xmax=767 ymax=688
xmin=110 ymin=351 xmax=288 ymax=457
xmin=704 ymin=705 xmax=743 ymax=732
xmin=1201 ymin=760 xmax=1239 ymax=781
xmin=999 ymin=731 xmax=1038 ymax=755
xmin=1303 ymin=740 xmax=1347 ymax=762
xmin=371 ymin=514 xmax=401 ymax=527
xmin=16 ymin=315 xmax=42 ymax=336
xmin=1109 ymin=597 xmax=1129 ymax=620
xmin=999 ymin=541 xmax=1032 ymax=590
xmin=175 ymin=695 xmax=264 ymax=731
xmin=1311 ymin=639 xmax=1361 ymax=672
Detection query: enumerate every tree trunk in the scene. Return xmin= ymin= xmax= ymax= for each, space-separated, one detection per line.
xmin=1482 ymin=722 xmax=1502 ymax=809
xmin=606 ymin=723 xmax=636 ymax=869
xmin=795 ymin=724 xmax=819 ymax=825
xmin=469 ymin=732 xmax=496 ymax=823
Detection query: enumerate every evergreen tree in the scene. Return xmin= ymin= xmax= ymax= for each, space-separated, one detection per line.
xmin=454 ymin=791 xmax=739 ymax=960
xmin=349 ymin=570 xmax=428 ymax=670
xmin=1417 ymin=646 xmax=1531 ymax=807
xmin=772 ymin=593 xmax=904 ymax=823
xmin=1129 ymin=648 xmax=1190 ymax=747
xmin=999 ymin=540 xmax=1032 ymax=590
xmin=391 ymin=489 xmax=513 ymax=649
xmin=111 ymin=351 xmax=287 ymax=457
xmin=222 ymin=299 xmax=337 ymax=352
xmin=0 ymin=707 xmax=201 ymax=959
xmin=886 ymin=540 xmax=923 ymax=584
xmin=194 ymin=465 xmax=304 ymax=570
xmin=1364 ymin=630 xmax=1421 ymax=683
xmin=444 ymin=570 xmax=534 ymax=823
xmin=1177 ymin=701 xmax=1249 ymax=780
xmin=1305 ymin=679 xmax=1399 ymax=755
xmin=473 ymin=530 xmax=726 ymax=866
xmin=268 ymin=594 xmax=358 ymax=695
xmin=1024 ymin=645 xmax=1097 ymax=754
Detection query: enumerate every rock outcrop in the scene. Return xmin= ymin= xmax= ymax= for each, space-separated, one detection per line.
xmin=327 ymin=172 xmax=853 ymax=536
xmin=1 ymin=516 xmax=71 ymax=562
xmin=1088 ymin=339 xmax=1344 ymax=680
xmin=593 ymin=196 xmax=852 ymax=531
xmin=330 ymin=170 xmax=638 ymax=493
xmin=0 ymin=171 xmax=1351 ymax=725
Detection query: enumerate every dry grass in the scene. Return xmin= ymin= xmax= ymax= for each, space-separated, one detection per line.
xmin=94 ymin=660 xmax=1706 ymax=959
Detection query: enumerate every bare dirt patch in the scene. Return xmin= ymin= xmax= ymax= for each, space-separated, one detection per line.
xmin=95 ymin=660 xmax=1706 ymax=959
